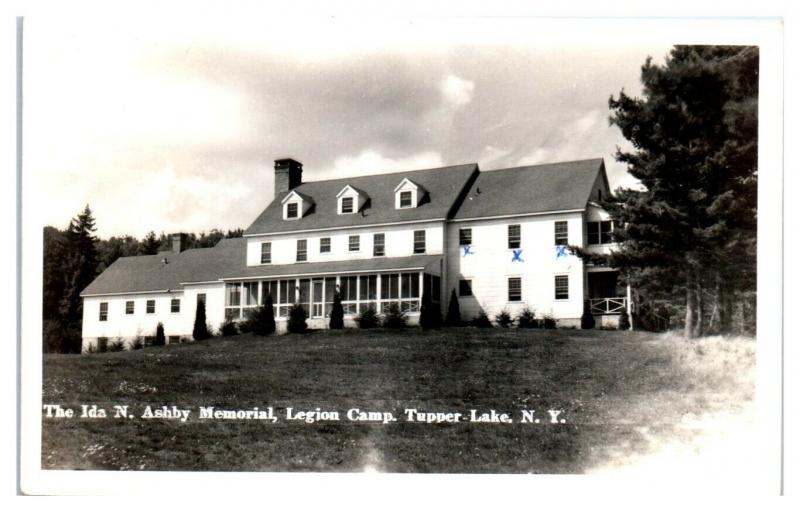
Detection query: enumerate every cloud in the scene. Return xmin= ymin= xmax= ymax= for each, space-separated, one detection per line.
xmin=440 ymin=74 xmax=475 ymax=107
xmin=324 ymin=150 xmax=445 ymax=179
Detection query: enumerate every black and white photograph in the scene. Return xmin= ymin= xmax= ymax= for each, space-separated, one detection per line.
xmin=15 ymin=4 xmax=788 ymax=498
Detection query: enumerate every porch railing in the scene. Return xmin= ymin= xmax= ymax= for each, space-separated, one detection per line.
xmin=589 ymin=297 xmax=627 ymax=315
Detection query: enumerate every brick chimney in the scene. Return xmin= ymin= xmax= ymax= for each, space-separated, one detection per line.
xmin=274 ymin=158 xmax=303 ymax=196
xmin=171 ymin=233 xmax=188 ymax=254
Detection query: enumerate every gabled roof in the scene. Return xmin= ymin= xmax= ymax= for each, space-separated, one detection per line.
xmin=280 ymin=189 xmax=314 ymax=205
xmin=393 ymin=177 xmax=426 ymax=194
xmin=336 ymin=184 xmax=368 ymax=198
xmin=452 ymin=158 xmax=606 ymax=220
xmin=244 ymin=163 xmax=478 ymax=236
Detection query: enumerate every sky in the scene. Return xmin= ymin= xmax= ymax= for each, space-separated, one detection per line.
xmin=24 ymin=15 xmax=674 ymax=238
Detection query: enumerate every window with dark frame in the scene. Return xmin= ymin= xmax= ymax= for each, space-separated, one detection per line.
xmin=349 ymin=235 xmax=360 ymax=252
xmin=459 ymin=279 xmax=473 ymax=297
xmin=125 ymin=301 xmax=134 ymax=315
xmin=341 ymin=196 xmax=354 ymax=214
xmin=555 ymin=275 xmax=569 ymax=300
xmin=399 ymin=191 xmax=413 ymax=208
xmin=320 ymin=237 xmax=331 ymax=253
xmin=146 ymin=299 xmax=155 ymax=314
xmin=587 ymin=221 xmax=614 ymax=245
xmin=413 ymin=230 xmax=426 ymax=254
xmin=260 ymin=242 xmax=272 ymax=264
xmin=296 ymin=239 xmax=307 ymax=262
xmin=459 ymin=228 xmax=472 ymax=246
xmin=99 ymin=302 xmax=108 ymax=321
xmin=171 ymin=298 xmax=181 ymax=313
xmin=373 ymin=233 xmax=385 ymax=257
xmin=554 ymin=221 xmax=568 ymax=245
xmin=286 ymin=202 xmax=299 ymax=218
xmin=508 ymin=224 xmax=521 ymax=249
xmin=508 ymin=277 xmax=522 ymax=302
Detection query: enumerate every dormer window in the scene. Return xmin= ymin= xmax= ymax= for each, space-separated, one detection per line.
xmin=286 ymin=203 xmax=299 ymax=219
xmin=336 ymin=185 xmax=368 ymax=215
xmin=281 ymin=190 xmax=314 ymax=220
xmin=394 ymin=178 xmax=427 ymax=209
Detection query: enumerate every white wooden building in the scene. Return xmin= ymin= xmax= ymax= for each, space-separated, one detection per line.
xmin=80 ymin=158 xmax=627 ymax=350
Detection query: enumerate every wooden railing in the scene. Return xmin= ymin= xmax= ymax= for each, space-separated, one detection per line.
xmin=589 ymin=297 xmax=627 ymax=315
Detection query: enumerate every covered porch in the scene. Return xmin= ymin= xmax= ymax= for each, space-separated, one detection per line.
xmin=587 ymin=270 xmax=631 ymax=327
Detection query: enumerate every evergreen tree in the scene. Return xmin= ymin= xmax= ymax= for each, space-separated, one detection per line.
xmin=445 ymin=289 xmax=461 ymax=327
xmin=140 ymin=231 xmax=160 ymax=255
xmin=252 ymin=294 xmax=276 ymax=336
xmin=329 ymin=291 xmax=344 ymax=329
xmin=605 ymin=46 xmax=758 ymax=338
xmin=192 ymin=298 xmax=211 ymax=340
xmin=418 ymin=289 xmax=441 ymax=329
xmin=581 ymin=300 xmax=596 ymax=330
xmin=287 ymin=304 xmax=308 ymax=333
xmin=154 ymin=322 xmax=166 ymax=346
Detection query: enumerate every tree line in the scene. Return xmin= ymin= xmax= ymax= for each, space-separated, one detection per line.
xmin=43 ymin=205 xmax=243 ymax=353
xmin=588 ymin=45 xmax=758 ymax=338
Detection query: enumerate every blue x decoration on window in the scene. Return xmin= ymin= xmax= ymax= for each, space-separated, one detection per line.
xmin=462 ymin=246 xmax=474 ymax=257
xmin=511 ymin=249 xmax=524 ymax=262
xmin=555 ymin=245 xmax=568 ymax=259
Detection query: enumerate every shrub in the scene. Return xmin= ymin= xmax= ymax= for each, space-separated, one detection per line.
xmin=107 ymin=337 xmax=125 ymax=352
xmin=193 ymin=298 xmax=211 ymax=341
xmin=220 ymin=320 xmax=238 ymax=337
xmin=287 ymin=303 xmax=308 ymax=333
xmin=329 ymin=291 xmax=344 ymax=329
xmin=382 ymin=303 xmax=407 ymax=329
xmin=495 ymin=309 xmax=513 ymax=328
xmin=618 ymin=310 xmax=631 ymax=330
xmin=517 ymin=306 xmax=538 ymax=328
xmin=419 ymin=290 xmax=442 ymax=329
xmin=153 ymin=323 xmax=166 ymax=346
xmin=542 ymin=315 xmax=557 ymax=329
xmin=445 ymin=289 xmax=461 ymax=326
xmin=471 ymin=311 xmax=493 ymax=328
xmin=251 ymin=295 xmax=276 ymax=336
xmin=96 ymin=337 xmax=108 ymax=353
xmin=581 ymin=300 xmax=596 ymax=329
xmin=131 ymin=337 xmax=144 ymax=350
xmin=84 ymin=343 xmax=98 ymax=354
xmin=356 ymin=307 xmax=380 ymax=328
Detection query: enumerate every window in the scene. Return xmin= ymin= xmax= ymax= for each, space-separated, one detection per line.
xmin=554 ymin=221 xmax=568 ymax=245
xmin=260 ymin=242 xmax=272 ymax=264
xmin=197 ymin=294 xmax=206 ymax=306
xmin=125 ymin=301 xmax=134 ymax=315
xmin=588 ymin=221 xmax=614 ymax=245
xmin=508 ymin=224 xmax=521 ymax=249
xmin=146 ymin=299 xmax=155 ymax=314
xmin=244 ymin=282 xmax=259 ymax=306
xmin=341 ymin=196 xmax=354 ymax=214
xmin=373 ymin=233 xmax=385 ymax=256
xmin=297 ymin=239 xmax=307 ymax=262
xmin=320 ymin=237 xmax=331 ymax=253
xmin=413 ymin=230 xmax=426 ymax=254
xmin=171 ymin=298 xmax=181 ymax=313
xmin=349 ymin=235 xmax=360 ymax=252
xmin=459 ymin=279 xmax=473 ymax=297
xmin=508 ymin=278 xmax=522 ymax=302
xmin=555 ymin=275 xmax=569 ymax=300
xmin=459 ymin=228 xmax=472 ymax=246
xmin=99 ymin=302 xmax=108 ymax=321
xmin=286 ymin=202 xmax=299 ymax=219
xmin=399 ymin=191 xmax=413 ymax=208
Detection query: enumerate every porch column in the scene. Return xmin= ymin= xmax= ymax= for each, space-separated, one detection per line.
xmin=626 ymin=282 xmax=633 ymax=331
xmin=418 ymin=271 xmax=424 ymax=311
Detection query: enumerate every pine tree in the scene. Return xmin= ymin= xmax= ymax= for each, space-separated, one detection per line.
xmin=329 ymin=291 xmax=344 ymax=329
xmin=252 ymin=294 xmax=276 ymax=336
xmin=445 ymin=289 xmax=461 ymax=327
xmin=287 ymin=304 xmax=308 ymax=333
xmin=154 ymin=322 xmax=166 ymax=346
xmin=419 ymin=289 xmax=441 ymax=329
xmin=140 ymin=231 xmax=160 ymax=255
xmin=193 ymin=298 xmax=210 ymax=340
xmin=581 ymin=300 xmax=596 ymax=329
xmin=606 ymin=46 xmax=758 ymax=338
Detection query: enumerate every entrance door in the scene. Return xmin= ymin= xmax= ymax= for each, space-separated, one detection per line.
xmin=311 ymin=279 xmax=324 ymax=318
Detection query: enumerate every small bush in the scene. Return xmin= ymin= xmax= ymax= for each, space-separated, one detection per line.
xmin=329 ymin=292 xmax=344 ymax=329
xmin=581 ymin=300 xmax=596 ymax=329
xmin=131 ymin=337 xmax=144 ymax=350
xmin=495 ymin=309 xmax=513 ymax=328
xmin=517 ymin=307 xmax=538 ymax=328
xmin=356 ymin=307 xmax=380 ymax=328
xmin=445 ymin=289 xmax=461 ymax=326
xmin=471 ymin=311 xmax=493 ymax=328
xmin=542 ymin=315 xmax=557 ymax=329
xmin=96 ymin=337 xmax=108 ymax=353
xmin=107 ymin=338 xmax=125 ymax=352
xmin=287 ymin=303 xmax=308 ymax=333
xmin=220 ymin=320 xmax=239 ymax=337
xmin=250 ymin=297 xmax=276 ymax=336
xmin=619 ymin=310 xmax=631 ymax=330
xmin=153 ymin=323 xmax=166 ymax=346
xmin=84 ymin=343 xmax=98 ymax=354
xmin=382 ymin=303 xmax=407 ymax=329
xmin=192 ymin=299 xmax=211 ymax=341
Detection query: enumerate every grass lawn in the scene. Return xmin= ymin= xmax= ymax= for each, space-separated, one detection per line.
xmin=41 ymin=328 xmax=755 ymax=473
